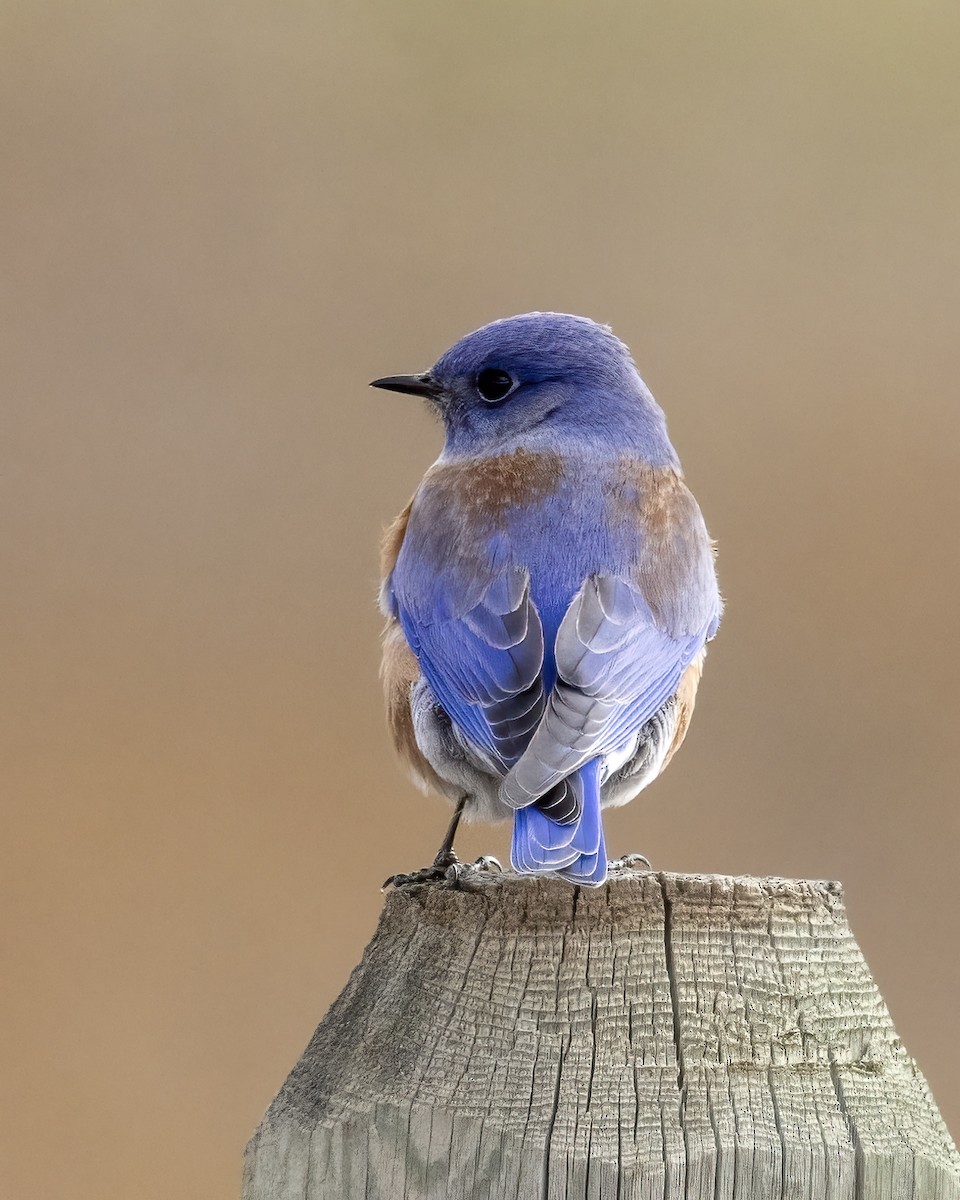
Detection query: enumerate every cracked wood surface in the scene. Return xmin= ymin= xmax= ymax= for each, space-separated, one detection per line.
xmin=243 ymin=868 xmax=959 ymax=1199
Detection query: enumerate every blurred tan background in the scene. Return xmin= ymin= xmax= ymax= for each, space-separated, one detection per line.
xmin=2 ymin=2 xmax=959 ymax=1197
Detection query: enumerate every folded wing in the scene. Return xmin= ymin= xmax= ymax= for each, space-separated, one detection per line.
xmin=398 ymin=565 xmax=547 ymax=774
xmin=500 ymin=574 xmax=715 ymax=809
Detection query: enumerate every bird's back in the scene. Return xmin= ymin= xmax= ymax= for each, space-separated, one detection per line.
xmin=391 ymin=446 xmax=717 ymax=667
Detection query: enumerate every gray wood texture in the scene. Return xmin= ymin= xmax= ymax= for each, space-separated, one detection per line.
xmin=243 ymin=868 xmax=959 ymax=1199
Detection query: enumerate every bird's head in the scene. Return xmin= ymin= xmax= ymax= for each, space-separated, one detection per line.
xmin=371 ymin=312 xmax=678 ymax=465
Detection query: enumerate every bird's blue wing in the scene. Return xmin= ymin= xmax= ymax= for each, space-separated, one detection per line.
xmin=397 ymin=564 xmax=546 ymax=773
xmin=501 ymin=573 xmax=717 ymax=809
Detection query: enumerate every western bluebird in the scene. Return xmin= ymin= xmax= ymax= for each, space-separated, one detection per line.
xmin=373 ymin=312 xmax=720 ymax=888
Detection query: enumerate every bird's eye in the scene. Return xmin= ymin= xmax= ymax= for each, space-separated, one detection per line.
xmin=476 ymin=368 xmax=515 ymax=403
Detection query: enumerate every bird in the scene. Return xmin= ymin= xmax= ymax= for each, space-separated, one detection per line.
xmin=372 ymin=312 xmax=721 ymax=888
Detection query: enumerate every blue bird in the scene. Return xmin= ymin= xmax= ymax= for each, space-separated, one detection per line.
xmin=373 ymin=312 xmax=721 ymax=887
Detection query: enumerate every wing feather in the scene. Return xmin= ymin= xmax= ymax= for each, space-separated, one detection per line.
xmin=398 ymin=565 xmax=547 ymax=773
xmin=500 ymin=574 xmax=712 ymax=808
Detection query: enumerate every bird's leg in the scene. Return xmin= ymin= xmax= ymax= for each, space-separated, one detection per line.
xmin=431 ymin=793 xmax=467 ymax=869
xmin=383 ymin=795 xmax=470 ymax=890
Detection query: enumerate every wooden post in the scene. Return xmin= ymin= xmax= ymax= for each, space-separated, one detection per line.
xmin=243 ymin=867 xmax=959 ymax=1199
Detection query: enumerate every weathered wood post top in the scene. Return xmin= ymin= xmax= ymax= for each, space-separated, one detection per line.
xmin=244 ymin=867 xmax=959 ymax=1199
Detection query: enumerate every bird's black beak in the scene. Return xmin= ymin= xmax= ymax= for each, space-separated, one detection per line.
xmin=369 ymin=372 xmax=442 ymax=399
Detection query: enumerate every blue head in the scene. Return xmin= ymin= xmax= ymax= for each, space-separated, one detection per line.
xmin=371 ymin=312 xmax=679 ymax=466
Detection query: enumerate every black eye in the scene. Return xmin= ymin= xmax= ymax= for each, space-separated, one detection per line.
xmin=476 ymin=368 xmax=514 ymax=403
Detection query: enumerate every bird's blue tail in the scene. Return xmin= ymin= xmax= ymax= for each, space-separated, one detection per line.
xmin=510 ymin=759 xmax=607 ymax=886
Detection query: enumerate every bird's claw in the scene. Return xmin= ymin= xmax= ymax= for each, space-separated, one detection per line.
xmin=441 ymin=854 xmax=504 ymax=888
xmin=607 ymin=852 xmax=654 ymax=873
xmin=383 ymin=853 xmax=503 ymax=891
xmin=382 ymin=848 xmax=459 ymax=890
xmin=471 ymin=854 xmax=503 ymax=873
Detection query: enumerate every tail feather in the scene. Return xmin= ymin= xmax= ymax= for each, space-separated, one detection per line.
xmin=510 ymin=760 xmax=608 ymax=887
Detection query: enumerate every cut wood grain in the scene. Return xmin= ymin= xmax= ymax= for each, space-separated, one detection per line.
xmin=243 ymin=867 xmax=959 ymax=1199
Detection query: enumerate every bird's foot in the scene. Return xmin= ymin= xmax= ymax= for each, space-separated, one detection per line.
xmin=470 ymin=854 xmax=503 ymax=874
xmin=439 ymin=854 xmax=504 ymax=889
xmin=382 ymin=849 xmax=459 ymax=890
xmin=383 ymin=853 xmax=503 ymax=891
xmin=607 ymin=852 xmax=654 ymax=873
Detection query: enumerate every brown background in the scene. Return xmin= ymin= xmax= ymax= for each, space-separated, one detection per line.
xmin=2 ymin=3 xmax=959 ymax=1197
